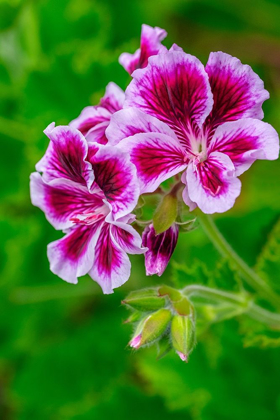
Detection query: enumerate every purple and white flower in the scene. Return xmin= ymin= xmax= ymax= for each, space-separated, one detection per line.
xmin=119 ymin=24 xmax=167 ymax=75
xmin=70 ymin=82 xmax=125 ymax=145
xmin=107 ymin=50 xmax=279 ymax=214
xmin=31 ymin=123 xmax=146 ymax=294
xmin=142 ymin=223 xmax=179 ymax=276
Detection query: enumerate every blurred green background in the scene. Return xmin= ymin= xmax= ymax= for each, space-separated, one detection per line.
xmin=1 ymin=0 xmax=280 ymax=418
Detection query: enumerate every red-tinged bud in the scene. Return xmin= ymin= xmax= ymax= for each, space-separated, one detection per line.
xmin=129 ymin=334 xmax=142 ymax=349
xmin=142 ymin=224 xmax=179 ymax=276
xmin=171 ymin=314 xmax=196 ymax=362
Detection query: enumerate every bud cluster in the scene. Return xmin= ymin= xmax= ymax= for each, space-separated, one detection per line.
xmin=122 ymin=286 xmax=196 ymax=362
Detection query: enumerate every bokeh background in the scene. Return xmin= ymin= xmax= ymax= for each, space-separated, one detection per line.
xmin=1 ymin=0 xmax=280 ymax=418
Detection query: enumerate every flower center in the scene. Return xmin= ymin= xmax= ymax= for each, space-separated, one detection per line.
xmin=70 ymin=203 xmax=109 ymax=226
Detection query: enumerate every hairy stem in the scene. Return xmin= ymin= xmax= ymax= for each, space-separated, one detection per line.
xmin=195 ymin=211 xmax=280 ymax=309
xmin=183 ymin=285 xmax=280 ymax=328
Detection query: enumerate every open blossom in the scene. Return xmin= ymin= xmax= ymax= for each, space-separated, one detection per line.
xmin=30 ymin=123 xmax=146 ymax=294
xmin=107 ymin=50 xmax=279 ymax=214
xmin=119 ymin=24 xmax=167 ymax=75
xmin=70 ymin=82 xmax=124 ymax=145
xmin=142 ymin=224 xmax=179 ymax=276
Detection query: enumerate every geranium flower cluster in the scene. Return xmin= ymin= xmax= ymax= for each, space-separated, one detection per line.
xmin=30 ymin=24 xmax=279 ymax=295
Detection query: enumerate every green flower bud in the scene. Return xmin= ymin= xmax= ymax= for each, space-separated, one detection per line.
xmin=122 ymin=288 xmax=166 ymax=311
xmin=171 ymin=315 xmax=196 ymax=362
xmin=130 ymin=308 xmax=172 ymax=349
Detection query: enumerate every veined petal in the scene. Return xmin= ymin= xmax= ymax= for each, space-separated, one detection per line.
xmin=69 ymin=106 xmax=111 ymax=137
xmin=106 ymin=107 xmax=177 ymax=145
xmin=36 ymin=124 xmax=94 ymax=188
xmin=125 ymin=50 xmax=213 ymax=150
xmin=69 ymin=83 xmax=124 ymax=144
xmin=30 ymin=173 xmax=105 ymax=230
xmin=208 ymin=118 xmax=280 ymax=175
xmin=47 ymin=221 xmax=103 ymax=284
xmin=99 ymin=82 xmax=125 ymax=113
xmin=88 ymin=144 xmax=139 ymax=218
xmin=110 ymin=216 xmax=147 ymax=255
xmin=142 ymin=223 xmax=179 ymax=276
xmin=186 ymin=152 xmax=241 ymax=214
xmin=119 ymin=24 xmax=167 ymax=75
xmin=89 ymin=223 xmax=131 ymax=294
xmin=205 ymin=52 xmax=269 ymax=133
xmin=118 ymin=132 xmax=187 ymax=193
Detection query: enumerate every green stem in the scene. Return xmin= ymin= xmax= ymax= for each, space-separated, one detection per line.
xmin=183 ymin=285 xmax=280 ymax=328
xmin=195 ymin=211 xmax=280 ymax=309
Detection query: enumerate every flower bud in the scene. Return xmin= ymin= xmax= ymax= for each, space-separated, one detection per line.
xmin=122 ymin=288 xmax=166 ymax=311
xmin=171 ymin=315 xmax=196 ymax=362
xmin=129 ymin=308 xmax=172 ymax=349
xmin=142 ymin=224 xmax=179 ymax=276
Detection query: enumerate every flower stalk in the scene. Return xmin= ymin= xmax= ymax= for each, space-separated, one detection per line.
xmin=183 ymin=284 xmax=280 ymax=329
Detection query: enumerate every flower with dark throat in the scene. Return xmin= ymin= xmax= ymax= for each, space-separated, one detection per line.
xmin=30 ymin=123 xmax=146 ymax=294
xmin=107 ymin=50 xmax=279 ymax=214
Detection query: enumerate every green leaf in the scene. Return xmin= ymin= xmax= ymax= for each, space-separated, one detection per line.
xmin=255 ymin=217 xmax=280 ymax=293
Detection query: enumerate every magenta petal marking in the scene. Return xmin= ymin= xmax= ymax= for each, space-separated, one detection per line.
xmin=47 ymin=221 xmax=103 ymax=284
xmin=187 ymin=152 xmax=242 ymax=214
xmin=142 ymin=224 xmax=179 ymax=276
xmin=88 ymin=144 xmax=139 ymax=218
xmin=125 ymin=50 xmax=213 ymax=149
xmin=89 ymin=223 xmax=131 ymax=294
xmin=205 ymin=52 xmax=269 ymax=133
xmin=119 ymin=24 xmax=167 ymax=75
xmin=118 ymin=132 xmax=187 ymax=193
xmin=106 ymin=107 xmax=177 ymax=145
xmin=70 ymin=82 xmax=124 ymax=144
xmin=30 ymin=173 xmax=105 ymax=230
xmin=208 ymin=118 xmax=280 ymax=176
xmin=36 ymin=124 xmax=94 ymax=188
xmin=70 ymin=106 xmax=111 ymax=138
xmin=99 ymin=82 xmax=125 ymax=113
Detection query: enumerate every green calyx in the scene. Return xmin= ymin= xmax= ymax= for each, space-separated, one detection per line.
xmin=122 ymin=288 xmax=166 ymax=311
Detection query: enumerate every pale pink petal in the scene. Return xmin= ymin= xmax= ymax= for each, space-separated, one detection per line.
xmin=119 ymin=24 xmax=167 ymax=74
xmin=181 ymin=171 xmax=197 ymax=211
xmin=30 ymin=173 xmax=105 ymax=230
xmin=99 ymin=82 xmax=125 ymax=113
xmin=47 ymin=221 xmax=103 ymax=284
xmin=88 ymin=144 xmax=140 ymax=218
xmin=125 ymin=50 xmax=213 ymax=150
xmin=186 ymin=152 xmax=242 ymax=214
xmin=89 ymin=223 xmax=131 ymax=294
xmin=205 ymin=52 xmax=269 ymax=133
xmin=118 ymin=132 xmax=187 ymax=193
xmin=36 ymin=124 xmax=94 ymax=188
xmin=106 ymin=107 xmax=177 ymax=145
xmin=208 ymin=118 xmax=279 ymax=175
